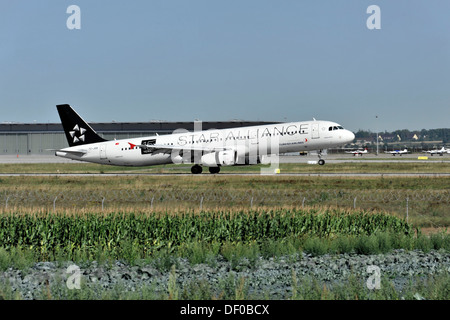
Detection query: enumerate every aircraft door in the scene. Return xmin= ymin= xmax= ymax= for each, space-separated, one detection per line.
xmin=100 ymin=144 xmax=107 ymax=159
xmin=311 ymin=123 xmax=319 ymax=139
xmin=249 ymin=129 xmax=259 ymax=146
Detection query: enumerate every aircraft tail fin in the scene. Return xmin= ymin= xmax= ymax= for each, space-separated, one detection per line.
xmin=57 ymin=104 xmax=107 ymax=147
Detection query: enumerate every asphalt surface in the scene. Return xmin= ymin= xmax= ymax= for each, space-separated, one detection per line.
xmin=1 ymin=153 xmax=449 ymax=164
xmin=0 ymin=154 xmax=448 ymax=177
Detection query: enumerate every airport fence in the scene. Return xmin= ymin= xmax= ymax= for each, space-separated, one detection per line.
xmin=0 ymin=189 xmax=448 ymax=223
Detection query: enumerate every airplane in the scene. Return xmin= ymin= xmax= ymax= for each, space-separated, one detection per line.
xmin=345 ymin=148 xmax=368 ymax=156
xmin=422 ymin=147 xmax=448 ymax=156
xmin=384 ymin=149 xmax=408 ymax=156
xmin=53 ymin=104 xmax=355 ymax=174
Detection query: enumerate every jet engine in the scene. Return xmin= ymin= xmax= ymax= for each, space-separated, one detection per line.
xmin=200 ymin=151 xmax=235 ymax=167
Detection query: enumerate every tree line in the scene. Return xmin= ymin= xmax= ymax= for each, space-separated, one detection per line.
xmin=355 ymin=128 xmax=448 ymax=144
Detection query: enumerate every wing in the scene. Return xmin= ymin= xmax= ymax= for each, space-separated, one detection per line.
xmin=137 ymin=143 xmax=231 ymax=155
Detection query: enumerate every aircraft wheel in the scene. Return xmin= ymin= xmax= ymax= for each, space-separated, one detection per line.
xmin=318 ymin=159 xmax=325 ymax=166
xmin=208 ymin=166 xmax=220 ymax=174
xmin=191 ymin=165 xmax=203 ymax=174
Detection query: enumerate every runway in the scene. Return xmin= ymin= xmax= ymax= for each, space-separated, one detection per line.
xmin=0 ymin=154 xmax=448 ymax=177
xmin=0 ymin=172 xmax=448 ymax=178
xmin=1 ymin=154 xmax=449 ymax=164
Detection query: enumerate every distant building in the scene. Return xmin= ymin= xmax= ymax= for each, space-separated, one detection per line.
xmin=0 ymin=121 xmax=277 ymax=155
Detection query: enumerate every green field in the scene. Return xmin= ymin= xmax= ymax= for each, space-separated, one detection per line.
xmin=0 ymin=172 xmax=448 ymax=229
xmin=0 ymin=160 xmax=448 ymax=229
xmin=0 ymin=161 xmax=448 ymax=300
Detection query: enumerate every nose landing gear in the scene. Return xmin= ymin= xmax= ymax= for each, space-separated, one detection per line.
xmin=318 ymin=149 xmax=325 ymax=165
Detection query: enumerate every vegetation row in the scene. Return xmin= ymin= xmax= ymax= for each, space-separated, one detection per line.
xmin=0 ymin=209 xmax=411 ymax=256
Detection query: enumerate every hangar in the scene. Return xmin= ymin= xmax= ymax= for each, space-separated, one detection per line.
xmin=0 ymin=121 xmax=276 ymax=155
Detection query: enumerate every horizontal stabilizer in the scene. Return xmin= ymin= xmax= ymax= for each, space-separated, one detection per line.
xmin=47 ymin=149 xmax=87 ymax=157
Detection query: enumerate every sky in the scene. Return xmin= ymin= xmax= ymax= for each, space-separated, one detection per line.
xmin=1 ymin=0 xmax=449 ymax=132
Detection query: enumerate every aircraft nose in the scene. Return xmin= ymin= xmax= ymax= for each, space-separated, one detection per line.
xmin=345 ymin=130 xmax=355 ymax=143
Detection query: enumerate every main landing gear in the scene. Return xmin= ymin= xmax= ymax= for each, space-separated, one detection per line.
xmin=191 ymin=164 xmax=202 ymax=174
xmin=190 ymin=165 xmax=221 ymax=174
xmin=208 ymin=166 xmax=220 ymax=174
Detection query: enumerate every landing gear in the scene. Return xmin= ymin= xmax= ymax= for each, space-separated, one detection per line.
xmin=191 ymin=164 xmax=203 ymax=174
xmin=191 ymin=165 xmax=221 ymax=174
xmin=208 ymin=166 xmax=220 ymax=174
xmin=317 ymin=149 xmax=326 ymax=165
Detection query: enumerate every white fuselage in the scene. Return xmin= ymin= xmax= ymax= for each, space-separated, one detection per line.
xmin=424 ymin=147 xmax=448 ymax=155
xmin=56 ymin=120 xmax=355 ymax=167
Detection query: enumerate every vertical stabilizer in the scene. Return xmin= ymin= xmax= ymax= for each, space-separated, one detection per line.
xmin=57 ymin=104 xmax=107 ymax=147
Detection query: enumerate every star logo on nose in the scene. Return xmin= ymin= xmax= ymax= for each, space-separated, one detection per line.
xmin=69 ymin=124 xmax=86 ymax=143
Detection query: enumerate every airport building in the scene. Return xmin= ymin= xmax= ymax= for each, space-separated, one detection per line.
xmin=0 ymin=121 xmax=276 ymax=155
